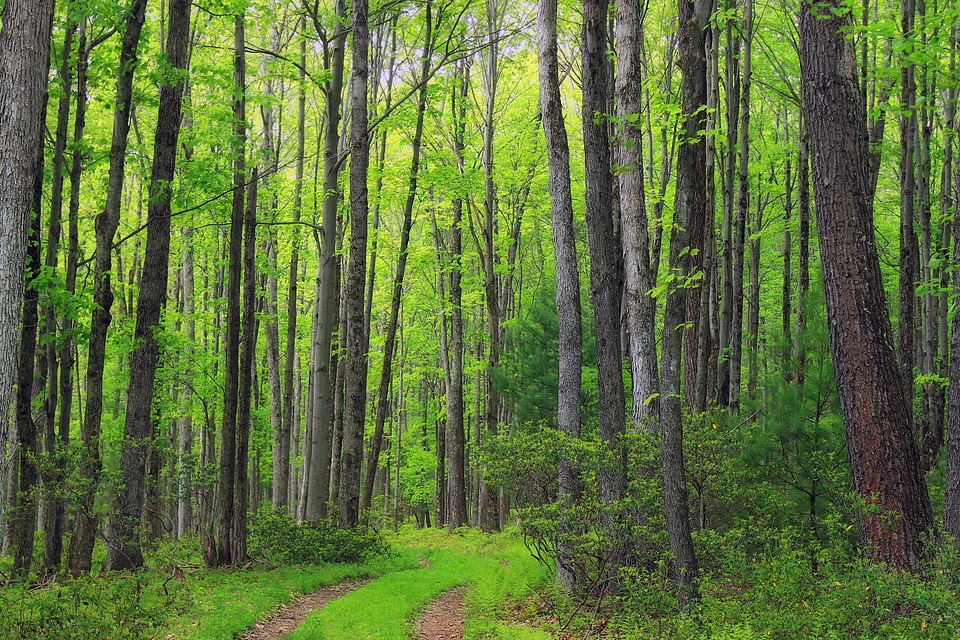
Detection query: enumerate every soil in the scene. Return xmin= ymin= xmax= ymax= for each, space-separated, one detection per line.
xmin=414 ymin=589 xmax=466 ymax=640
xmin=239 ymin=579 xmax=370 ymax=640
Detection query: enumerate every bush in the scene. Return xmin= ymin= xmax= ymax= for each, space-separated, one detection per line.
xmin=248 ymin=507 xmax=390 ymax=565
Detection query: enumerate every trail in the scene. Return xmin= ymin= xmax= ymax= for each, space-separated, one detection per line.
xmin=414 ymin=589 xmax=466 ymax=640
xmin=239 ymin=579 xmax=370 ymax=640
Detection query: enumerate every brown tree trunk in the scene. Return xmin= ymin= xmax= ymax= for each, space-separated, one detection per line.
xmin=40 ymin=22 xmax=77 ymax=574
xmin=659 ymin=0 xmax=706 ymax=607
xmin=215 ymin=11 xmax=247 ymax=567
xmin=67 ymin=0 xmax=148 ymax=576
xmin=582 ymin=0 xmax=626 ymax=581
xmin=106 ymin=0 xmax=190 ymax=571
xmin=338 ymin=0 xmax=370 ymax=529
xmin=800 ymin=0 xmax=934 ymax=571
xmin=11 ymin=135 xmax=47 ymax=579
xmin=303 ymin=0 xmax=347 ymax=523
xmin=233 ymin=169 xmax=258 ymax=563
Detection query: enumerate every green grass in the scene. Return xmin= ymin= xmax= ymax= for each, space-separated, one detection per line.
xmin=0 ymin=544 xmax=417 ymax=640
xmin=289 ymin=527 xmax=552 ymax=640
xmin=166 ymin=550 xmax=421 ymax=639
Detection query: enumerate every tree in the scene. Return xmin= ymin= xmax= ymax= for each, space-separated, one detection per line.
xmin=0 ymin=0 xmax=55 ymax=451
xmin=799 ymin=0 xmax=934 ymax=572
xmin=105 ymin=0 xmax=192 ymax=571
xmin=215 ymin=10 xmax=248 ymax=568
xmin=67 ymin=0 xmax=148 ymax=576
xmin=657 ymin=0 xmax=706 ymax=605
xmin=582 ymin=0 xmax=627 ymax=583
xmin=539 ymin=0 xmax=583 ymax=590
xmin=338 ymin=0 xmax=371 ymax=529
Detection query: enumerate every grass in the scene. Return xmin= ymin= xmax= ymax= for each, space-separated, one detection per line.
xmin=0 ymin=541 xmax=417 ymax=639
xmin=0 ymin=526 xmax=553 ymax=639
xmin=289 ymin=526 xmax=553 ymax=640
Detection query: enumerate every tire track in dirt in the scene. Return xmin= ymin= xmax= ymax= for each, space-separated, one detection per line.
xmin=414 ymin=589 xmax=466 ymax=640
xmin=240 ymin=579 xmax=371 ymax=640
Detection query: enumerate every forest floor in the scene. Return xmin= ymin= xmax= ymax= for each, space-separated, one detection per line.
xmin=413 ymin=589 xmax=467 ymax=640
xmin=239 ymin=579 xmax=371 ymax=640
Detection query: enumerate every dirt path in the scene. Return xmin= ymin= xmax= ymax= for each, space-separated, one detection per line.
xmin=239 ymin=579 xmax=370 ymax=640
xmin=414 ymin=589 xmax=466 ymax=640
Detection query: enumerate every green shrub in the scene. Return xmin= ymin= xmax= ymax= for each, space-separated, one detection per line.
xmin=248 ymin=507 xmax=390 ymax=565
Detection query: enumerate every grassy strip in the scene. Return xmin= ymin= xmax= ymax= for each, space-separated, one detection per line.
xmin=289 ymin=527 xmax=552 ymax=640
xmin=0 ymin=547 xmax=418 ymax=639
xmin=167 ymin=550 xmax=422 ymax=639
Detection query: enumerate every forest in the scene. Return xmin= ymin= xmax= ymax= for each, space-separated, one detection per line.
xmin=1 ymin=0 xmax=960 ymax=637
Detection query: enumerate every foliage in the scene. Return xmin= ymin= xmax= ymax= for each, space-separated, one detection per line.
xmin=610 ymin=524 xmax=960 ymax=639
xmin=248 ymin=507 xmax=391 ymax=565
xmin=492 ymin=281 xmax=597 ymax=426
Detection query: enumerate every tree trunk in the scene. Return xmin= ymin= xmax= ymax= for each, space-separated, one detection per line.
xmin=233 ymin=169 xmax=258 ymax=564
xmin=178 ymin=224 xmax=195 ymax=536
xmin=0 ymin=1 xmax=56 ymax=502
xmin=539 ymin=0 xmax=583 ymax=590
xmin=338 ymin=0 xmax=370 ymax=529
xmin=11 ymin=135 xmax=47 ymax=579
xmin=304 ymin=0 xmax=347 ymax=524
xmin=477 ymin=0 xmax=503 ymax=534
xmin=105 ymin=0 xmax=190 ymax=571
xmin=617 ymin=0 xmax=659 ymax=430
xmin=215 ymin=11 xmax=247 ymax=567
xmin=277 ymin=32 xmax=307 ymax=511
xmin=800 ymin=0 xmax=934 ymax=571
xmin=729 ymin=0 xmax=751 ymax=411
xmin=897 ymin=0 xmax=918 ymax=439
xmin=68 ymin=0 xmax=148 ymax=576
xmin=40 ymin=22 xmax=77 ymax=575
xmin=658 ymin=0 xmax=706 ymax=607
xmin=582 ymin=0 xmax=626 ymax=581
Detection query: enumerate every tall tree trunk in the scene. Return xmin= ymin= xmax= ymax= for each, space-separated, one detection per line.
xmin=781 ymin=112 xmax=793 ymax=383
xmin=360 ymin=1 xmax=432 ymax=518
xmin=898 ymin=0 xmax=918 ymax=434
xmin=233 ymin=169 xmax=258 ymax=563
xmin=0 ymin=2 xmax=55 ymax=503
xmin=11 ymin=133 xmax=47 ymax=578
xmin=40 ymin=22 xmax=77 ymax=574
xmin=338 ymin=0 xmax=370 ymax=529
xmin=617 ymin=0 xmax=659 ymax=430
xmin=105 ymin=0 xmax=190 ymax=571
xmin=800 ymin=0 xmax=934 ymax=571
xmin=215 ymin=11 xmax=247 ymax=567
xmin=477 ymin=0 xmax=504 ymax=533
xmin=659 ymin=0 xmax=706 ymax=607
xmin=582 ymin=0 xmax=626 ymax=581
xmin=716 ymin=14 xmax=740 ymax=407
xmin=179 ymin=223 xmax=196 ymax=536
xmin=67 ymin=0 xmax=148 ymax=576
xmin=58 ymin=19 xmax=90 ymax=546
xmin=539 ymin=0 xmax=582 ymax=590
xmin=946 ymin=55 xmax=960 ymax=539
xmin=443 ymin=57 xmax=471 ymax=532
xmin=793 ymin=118 xmax=811 ymax=384
xmin=304 ymin=0 xmax=347 ymax=524
xmin=277 ymin=31 xmax=307 ymax=510
xmin=729 ymin=0 xmax=751 ymax=411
